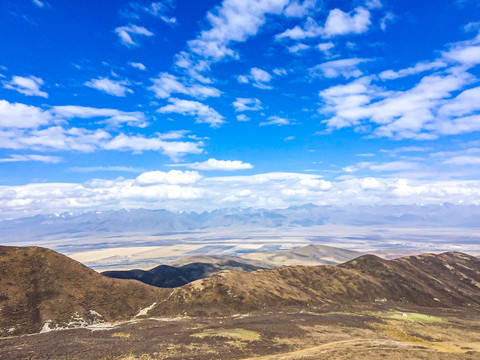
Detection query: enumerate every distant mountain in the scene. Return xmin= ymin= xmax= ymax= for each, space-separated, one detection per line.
xmin=148 ymin=252 xmax=480 ymax=317
xmin=0 ymin=246 xmax=163 ymax=337
xmin=2 ymin=204 xmax=480 ymax=244
xmin=102 ymin=258 xmax=272 ymax=288
xmin=239 ymin=244 xmax=364 ymax=266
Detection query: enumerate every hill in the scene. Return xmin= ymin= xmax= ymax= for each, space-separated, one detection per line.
xmin=239 ymin=243 xmax=363 ymax=267
xmin=0 ymin=246 xmax=164 ymax=337
xmin=101 ymin=245 xmax=361 ymax=288
xmin=148 ymin=252 xmax=480 ymax=317
xmin=102 ymin=258 xmax=272 ymax=288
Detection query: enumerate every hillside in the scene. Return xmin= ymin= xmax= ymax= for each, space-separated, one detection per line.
xmin=239 ymin=243 xmax=363 ymax=266
xmin=102 ymin=245 xmax=361 ymax=288
xmin=102 ymin=258 xmax=272 ymax=288
xmin=0 ymin=246 xmax=164 ymax=337
xmin=2 ymin=246 xmax=480 ymax=339
xmin=148 ymin=252 xmax=480 ymax=317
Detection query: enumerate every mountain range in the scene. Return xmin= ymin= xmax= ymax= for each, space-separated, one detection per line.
xmin=2 ymin=204 xmax=480 ymax=243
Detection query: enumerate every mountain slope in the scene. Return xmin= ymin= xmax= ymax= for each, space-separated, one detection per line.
xmin=239 ymin=244 xmax=363 ymax=266
xmin=0 ymin=246 xmax=164 ymax=336
xmin=148 ymin=252 xmax=480 ymax=317
xmin=102 ymin=259 xmax=271 ymax=288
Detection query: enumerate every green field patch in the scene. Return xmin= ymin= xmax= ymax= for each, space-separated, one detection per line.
xmin=191 ymin=328 xmax=261 ymax=341
xmin=381 ymin=312 xmax=444 ymax=323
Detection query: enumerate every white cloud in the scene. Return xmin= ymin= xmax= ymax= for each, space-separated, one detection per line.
xmin=136 ymin=170 xmax=202 ymax=185
xmin=187 ymin=0 xmax=289 ymax=61
xmin=380 ymin=12 xmax=395 ymax=31
xmin=323 ymin=7 xmax=371 ymax=37
xmin=145 ymin=1 xmax=177 ymax=24
xmin=104 ymin=133 xmax=204 ymax=159
xmin=129 ymin=62 xmax=146 ymax=70
xmin=181 ymin=158 xmax=254 ymax=171
xmin=5 ymin=172 xmax=480 ymax=218
xmin=32 ymin=0 xmax=50 ymax=8
xmin=273 ymin=68 xmax=288 ymax=76
xmin=311 ymin=58 xmax=369 ymax=78
xmin=157 ymin=98 xmax=225 ymax=127
xmin=379 ymin=60 xmax=447 ymax=80
xmin=288 ymin=43 xmax=310 ymax=53
xmin=0 ymin=154 xmax=61 ymax=163
xmin=238 ymin=67 xmax=273 ymax=89
xmin=115 ymin=24 xmax=154 ymax=47
xmin=70 ymin=166 xmax=142 ymax=173
xmin=85 ymin=77 xmax=133 ymax=97
xmin=237 ymin=114 xmax=250 ymax=122
xmin=3 ymin=75 xmax=48 ymax=98
xmin=51 ymin=105 xmax=148 ymax=128
xmin=0 ymin=100 xmax=52 ymax=128
xmin=149 ymin=73 xmax=221 ymax=99
xmin=317 ymin=41 xmax=335 ymax=54
xmin=260 ymin=116 xmax=291 ymax=126
xmin=284 ymin=0 xmax=317 ymax=17
xmin=443 ymin=155 xmax=480 ymax=165
xmin=276 ymin=17 xmax=323 ymax=40
xmin=365 ymin=0 xmax=382 ymax=9
xmin=360 ymin=177 xmax=381 ymax=190
xmin=276 ymin=6 xmax=371 ymax=41
xmin=233 ymin=98 xmax=262 ymax=112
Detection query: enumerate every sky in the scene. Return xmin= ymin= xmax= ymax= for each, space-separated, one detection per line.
xmin=0 ymin=0 xmax=480 ymax=219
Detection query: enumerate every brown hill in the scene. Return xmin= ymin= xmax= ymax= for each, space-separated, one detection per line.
xmin=239 ymin=244 xmax=363 ymax=267
xmin=102 ymin=258 xmax=271 ymax=288
xmin=148 ymin=252 xmax=480 ymax=317
xmin=0 ymin=246 xmax=164 ymax=337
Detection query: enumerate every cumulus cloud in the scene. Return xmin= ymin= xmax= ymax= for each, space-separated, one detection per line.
xmin=85 ymin=77 xmax=133 ymax=97
xmin=260 ymin=116 xmax=291 ymax=126
xmin=129 ymin=62 xmax=146 ymax=70
xmin=179 ymin=158 xmax=254 ymax=171
xmin=136 ymin=170 xmax=202 ymax=185
xmin=115 ymin=24 xmax=154 ymax=47
xmin=288 ymin=43 xmax=310 ymax=53
xmin=104 ymin=133 xmax=204 ymax=159
xmin=0 ymin=100 xmax=52 ymax=128
xmin=187 ymin=0 xmax=289 ymax=61
xmin=3 ymin=75 xmax=48 ymax=98
xmin=276 ymin=17 xmax=323 ymax=40
xmin=4 ymin=172 xmax=480 ymax=219
xmin=284 ymin=0 xmax=318 ymax=17
xmin=318 ymin=31 xmax=480 ymax=140
xmin=311 ymin=58 xmax=369 ymax=78
xmin=149 ymin=73 xmax=221 ymax=99
xmin=238 ymin=67 xmax=273 ymax=89
xmin=323 ymin=7 xmax=371 ymax=36
xmin=317 ymin=41 xmax=335 ymax=54
xmin=51 ymin=105 xmax=148 ymax=127
xmin=233 ymin=98 xmax=262 ymax=112
xmin=276 ymin=6 xmax=372 ymax=41
xmin=236 ymin=114 xmax=250 ymax=122
xmin=157 ymin=98 xmax=225 ymax=127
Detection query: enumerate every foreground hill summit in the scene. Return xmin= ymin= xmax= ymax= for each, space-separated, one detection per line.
xmin=1 ymin=245 xmax=480 ymax=338
xmin=0 ymin=246 xmax=164 ymax=337
xmin=148 ymin=252 xmax=480 ymax=317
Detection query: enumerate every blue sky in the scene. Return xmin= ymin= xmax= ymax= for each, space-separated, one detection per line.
xmin=1 ymin=0 xmax=480 ymax=219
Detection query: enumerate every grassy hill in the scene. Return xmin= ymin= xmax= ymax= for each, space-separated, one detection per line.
xmin=148 ymin=252 xmax=480 ymax=317
xmin=0 ymin=246 xmax=164 ymax=336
